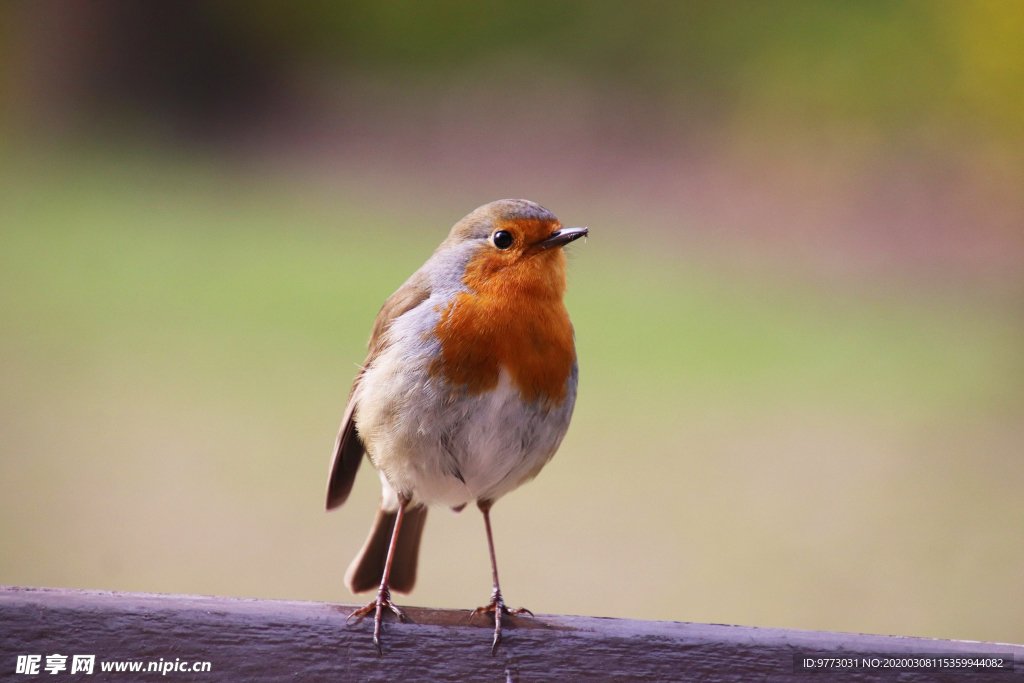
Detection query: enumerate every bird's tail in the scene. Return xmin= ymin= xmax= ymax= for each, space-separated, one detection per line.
xmin=344 ymin=501 xmax=428 ymax=594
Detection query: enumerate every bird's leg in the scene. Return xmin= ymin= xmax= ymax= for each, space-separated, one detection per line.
xmin=470 ymin=499 xmax=533 ymax=654
xmin=346 ymin=495 xmax=409 ymax=656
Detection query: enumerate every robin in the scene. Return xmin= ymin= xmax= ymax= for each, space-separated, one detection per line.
xmin=325 ymin=199 xmax=587 ymax=654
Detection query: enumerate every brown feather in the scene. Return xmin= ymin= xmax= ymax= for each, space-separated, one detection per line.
xmin=326 ymin=278 xmax=431 ymax=510
xmin=367 ymin=276 xmax=432 ymax=359
xmin=325 ymin=381 xmax=364 ymax=510
xmin=344 ymin=503 xmax=428 ymax=594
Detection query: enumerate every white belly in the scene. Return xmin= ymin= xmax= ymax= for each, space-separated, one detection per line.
xmin=354 ymin=328 xmax=576 ymax=508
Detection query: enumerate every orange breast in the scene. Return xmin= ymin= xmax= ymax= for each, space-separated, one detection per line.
xmin=430 ymin=246 xmax=576 ymax=407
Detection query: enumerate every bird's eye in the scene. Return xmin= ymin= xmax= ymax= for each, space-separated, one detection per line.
xmin=492 ymin=230 xmax=514 ymax=250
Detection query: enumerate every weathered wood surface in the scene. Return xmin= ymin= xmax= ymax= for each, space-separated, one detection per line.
xmin=1 ymin=586 xmax=1020 ymax=682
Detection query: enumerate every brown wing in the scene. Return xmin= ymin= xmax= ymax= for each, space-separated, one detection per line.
xmin=325 ymin=277 xmax=431 ymax=510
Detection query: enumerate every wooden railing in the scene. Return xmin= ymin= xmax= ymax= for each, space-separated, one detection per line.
xmin=2 ymin=586 xmax=1020 ymax=681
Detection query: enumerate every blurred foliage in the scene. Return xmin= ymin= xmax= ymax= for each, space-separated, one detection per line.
xmin=204 ymin=0 xmax=1024 ymax=139
xmin=0 ymin=3 xmax=12 ymax=108
xmin=0 ymin=2 xmax=1021 ymax=643
xmin=2 ymin=151 xmax=1022 ymax=641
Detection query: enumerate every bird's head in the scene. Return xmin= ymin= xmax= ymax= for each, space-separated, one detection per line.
xmin=442 ymin=199 xmax=587 ymax=299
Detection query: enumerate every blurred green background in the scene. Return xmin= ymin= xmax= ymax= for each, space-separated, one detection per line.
xmin=1 ymin=1 xmax=1022 ymax=644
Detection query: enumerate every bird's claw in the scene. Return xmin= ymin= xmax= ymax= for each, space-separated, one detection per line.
xmin=347 ymin=586 xmax=405 ymax=656
xmin=470 ymin=590 xmax=532 ymax=654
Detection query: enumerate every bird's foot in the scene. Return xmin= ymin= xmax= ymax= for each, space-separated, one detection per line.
xmin=470 ymin=589 xmax=533 ymax=654
xmin=347 ymin=585 xmax=406 ymax=656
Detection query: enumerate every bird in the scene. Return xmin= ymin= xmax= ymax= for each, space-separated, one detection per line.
xmin=325 ymin=199 xmax=587 ymax=655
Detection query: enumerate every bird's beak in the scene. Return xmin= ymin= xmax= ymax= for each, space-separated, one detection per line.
xmin=535 ymin=227 xmax=589 ymax=252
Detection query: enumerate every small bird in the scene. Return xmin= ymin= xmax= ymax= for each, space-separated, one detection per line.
xmin=326 ymin=199 xmax=586 ymax=654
